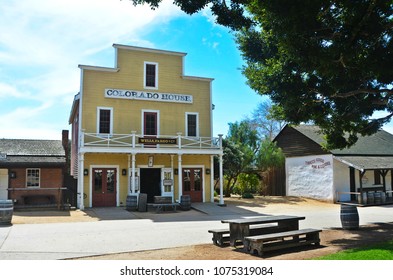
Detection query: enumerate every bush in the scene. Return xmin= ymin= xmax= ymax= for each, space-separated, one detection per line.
xmin=234 ymin=173 xmax=260 ymax=196
xmin=241 ymin=192 xmax=254 ymax=199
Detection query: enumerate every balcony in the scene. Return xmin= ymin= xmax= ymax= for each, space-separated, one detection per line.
xmin=80 ymin=131 xmax=222 ymax=154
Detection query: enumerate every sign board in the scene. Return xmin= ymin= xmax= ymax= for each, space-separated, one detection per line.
xmin=163 ymin=179 xmax=173 ymax=186
xmin=105 ymin=88 xmax=193 ymax=104
xmin=138 ymin=138 xmax=177 ymax=145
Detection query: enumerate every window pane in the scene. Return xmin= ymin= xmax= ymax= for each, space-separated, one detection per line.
xmin=187 ymin=114 xmax=197 ymax=137
xmin=99 ymin=109 xmax=111 ymax=134
xmin=183 ymin=169 xmax=191 ymax=192
xmin=94 ymin=170 xmax=103 ymax=193
xmin=194 ymin=169 xmax=201 ymax=191
xmin=144 ymin=113 xmax=157 ymax=135
xmin=145 ymin=64 xmax=156 ymax=87
xmin=27 ymin=169 xmax=40 ymax=187
xmin=106 ymin=170 xmax=115 ymax=193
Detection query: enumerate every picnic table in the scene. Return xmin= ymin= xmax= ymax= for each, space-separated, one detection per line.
xmin=221 ymin=215 xmax=306 ymax=247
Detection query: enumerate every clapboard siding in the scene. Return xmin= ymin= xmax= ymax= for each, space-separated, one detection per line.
xmin=274 ymin=126 xmax=330 ymax=157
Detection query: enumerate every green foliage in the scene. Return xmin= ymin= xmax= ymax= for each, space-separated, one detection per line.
xmin=256 ymin=138 xmax=285 ymax=171
xmin=236 ymin=0 xmax=393 ymax=149
xmin=233 ymin=173 xmax=260 ymax=195
xmin=241 ymin=192 xmax=254 ymax=199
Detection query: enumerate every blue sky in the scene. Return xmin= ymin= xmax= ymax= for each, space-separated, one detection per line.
xmin=1 ymin=0 xmax=392 ymax=140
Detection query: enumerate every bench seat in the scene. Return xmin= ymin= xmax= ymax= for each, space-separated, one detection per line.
xmin=152 ymin=203 xmax=178 ymax=213
xmin=244 ymin=228 xmax=321 ymax=257
xmin=208 ymin=224 xmax=287 ymax=247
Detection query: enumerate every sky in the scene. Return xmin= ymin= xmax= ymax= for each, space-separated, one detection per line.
xmin=1 ymin=0 xmax=392 ymax=141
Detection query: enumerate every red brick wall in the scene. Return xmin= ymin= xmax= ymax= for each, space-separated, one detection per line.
xmin=9 ymin=167 xmax=64 ymax=205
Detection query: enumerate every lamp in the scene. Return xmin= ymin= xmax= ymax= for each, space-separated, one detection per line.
xmin=9 ymin=171 xmax=16 ymax=179
xmin=83 ymin=169 xmax=88 ymax=176
xmin=206 ymin=168 xmax=211 ymax=175
xmin=122 ymin=169 xmax=127 ymax=176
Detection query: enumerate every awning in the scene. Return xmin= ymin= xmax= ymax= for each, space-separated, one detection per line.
xmin=334 ymin=156 xmax=393 ymax=172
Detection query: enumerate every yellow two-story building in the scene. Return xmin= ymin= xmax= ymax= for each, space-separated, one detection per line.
xmin=69 ymin=44 xmax=224 ymax=209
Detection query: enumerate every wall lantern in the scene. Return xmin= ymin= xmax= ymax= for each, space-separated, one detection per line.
xmin=206 ymin=168 xmax=211 ymax=175
xmin=83 ymin=169 xmax=89 ymax=176
xmin=174 ymin=169 xmax=178 ymax=175
xmin=9 ymin=171 xmax=16 ymax=179
xmin=122 ymin=169 xmax=127 ymax=176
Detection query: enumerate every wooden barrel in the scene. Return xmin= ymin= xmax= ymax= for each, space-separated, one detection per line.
xmin=357 ymin=192 xmax=367 ymax=204
xmin=0 ymin=200 xmax=13 ymax=225
xmin=340 ymin=204 xmax=359 ymax=230
xmin=381 ymin=192 xmax=386 ymax=204
xmin=374 ymin=192 xmax=382 ymax=204
xmin=126 ymin=195 xmax=138 ymax=211
xmin=367 ymin=192 xmax=374 ymax=204
xmin=180 ymin=195 xmax=191 ymax=211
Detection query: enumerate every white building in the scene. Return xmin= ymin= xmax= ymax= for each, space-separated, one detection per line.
xmin=274 ymin=125 xmax=393 ymax=204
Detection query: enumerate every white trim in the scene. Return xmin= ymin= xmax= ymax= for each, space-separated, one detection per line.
xmin=144 ymin=61 xmax=158 ymax=90
xmin=89 ymin=165 xmax=120 ymax=207
xmin=185 ymin=112 xmax=199 ymax=137
xmin=113 ymin=44 xmax=186 ymax=57
xmin=78 ymin=65 xmax=119 ymax=72
xmin=26 ymin=168 xmax=40 ymax=188
xmin=141 ymin=109 xmax=160 ymax=136
xmin=182 ymin=75 xmax=214 ymax=82
xmin=96 ymin=107 xmax=113 ymax=135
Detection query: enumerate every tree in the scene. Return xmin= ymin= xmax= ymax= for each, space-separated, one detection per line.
xmin=134 ymin=0 xmax=393 ymax=149
xmin=222 ymin=120 xmax=259 ymax=196
xmin=247 ymin=99 xmax=286 ymax=140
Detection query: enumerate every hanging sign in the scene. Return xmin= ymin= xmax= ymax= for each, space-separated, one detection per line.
xmin=138 ymin=138 xmax=177 ymax=145
xmin=105 ymin=88 xmax=193 ymax=104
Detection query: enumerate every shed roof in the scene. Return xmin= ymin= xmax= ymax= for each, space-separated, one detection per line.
xmin=0 ymin=139 xmax=66 ymax=167
xmin=292 ymin=125 xmax=393 ymax=156
xmin=334 ymin=156 xmax=393 ymax=172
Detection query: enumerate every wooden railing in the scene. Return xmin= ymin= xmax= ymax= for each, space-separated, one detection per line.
xmin=80 ymin=131 xmax=222 ymax=150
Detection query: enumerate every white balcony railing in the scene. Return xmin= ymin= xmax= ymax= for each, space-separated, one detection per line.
xmin=80 ymin=131 xmax=222 ymax=150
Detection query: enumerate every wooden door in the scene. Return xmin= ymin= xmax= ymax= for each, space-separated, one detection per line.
xmin=92 ymin=168 xmax=117 ymax=207
xmin=182 ymin=168 xmax=203 ymax=202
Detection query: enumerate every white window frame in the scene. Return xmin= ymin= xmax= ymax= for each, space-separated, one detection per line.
xmin=26 ymin=168 xmax=40 ymax=188
xmin=97 ymin=107 xmax=113 ymax=135
xmin=144 ymin=61 xmax=158 ymax=90
xmin=185 ymin=112 xmax=199 ymax=137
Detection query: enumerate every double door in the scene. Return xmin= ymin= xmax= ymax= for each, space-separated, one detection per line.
xmin=92 ymin=168 xmax=117 ymax=207
xmin=183 ymin=168 xmax=203 ymax=202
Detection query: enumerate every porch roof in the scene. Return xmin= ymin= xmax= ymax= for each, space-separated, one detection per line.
xmin=334 ymin=155 xmax=393 ymax=172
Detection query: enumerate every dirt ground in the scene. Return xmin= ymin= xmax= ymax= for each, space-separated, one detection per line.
xmin=11 ymin=196 xmax=393 ymax=260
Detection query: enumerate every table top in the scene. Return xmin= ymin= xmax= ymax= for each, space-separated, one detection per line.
xmin=221 ymin=215 xmax=305 ymax=225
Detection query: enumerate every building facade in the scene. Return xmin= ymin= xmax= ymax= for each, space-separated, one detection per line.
xmin=274 ymin=125 xmax=393 ymax=203
xmin=0 ymin=131 xmax=68 ymax=208
xmin=69 ymin=44 xmax=224 ymax=209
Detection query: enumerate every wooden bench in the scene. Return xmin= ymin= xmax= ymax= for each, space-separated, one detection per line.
xmin=244 ymin=228 xmax=321 ymax=257
xmin=208 ymin=224 xmax=289 ymax=247
xmin=152 ymin=196 xmax=178 ymax=213
xmin=152 ymin=203 xmax=178 ymax=213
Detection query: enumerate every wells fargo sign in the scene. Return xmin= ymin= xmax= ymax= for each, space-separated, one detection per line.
xmin=138 ymin=138 xmax=177 ymax=145
xmin=105 ymin=88 xmax=193 ymax=104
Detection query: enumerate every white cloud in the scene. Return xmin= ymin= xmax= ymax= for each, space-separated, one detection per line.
xmin=0 ymin=0 xmax=184 ymax=139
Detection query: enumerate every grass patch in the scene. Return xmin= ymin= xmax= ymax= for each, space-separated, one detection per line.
xmin=316 ymin=240 xmax=393 ymax=260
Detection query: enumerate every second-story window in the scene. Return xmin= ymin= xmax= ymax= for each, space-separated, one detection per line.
xmin=144 ymin=62 xmax=158 ymax=89
xmin=97 ymin=107 xmax=113 ymax=134
xmin=186 ymin=113 xmax=198 ymax=137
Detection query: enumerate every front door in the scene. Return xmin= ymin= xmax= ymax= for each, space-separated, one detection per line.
xmin=140 ymin=168 xmax=161 ymax=203
xmin=92 ymin=168 xmax=117 ymax=207
xmin=183 ymin=168 xmax=203 ymax=202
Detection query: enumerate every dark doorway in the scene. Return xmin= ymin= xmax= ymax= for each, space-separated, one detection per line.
xmin=140 ymin=168 xmax=161 ymax=203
